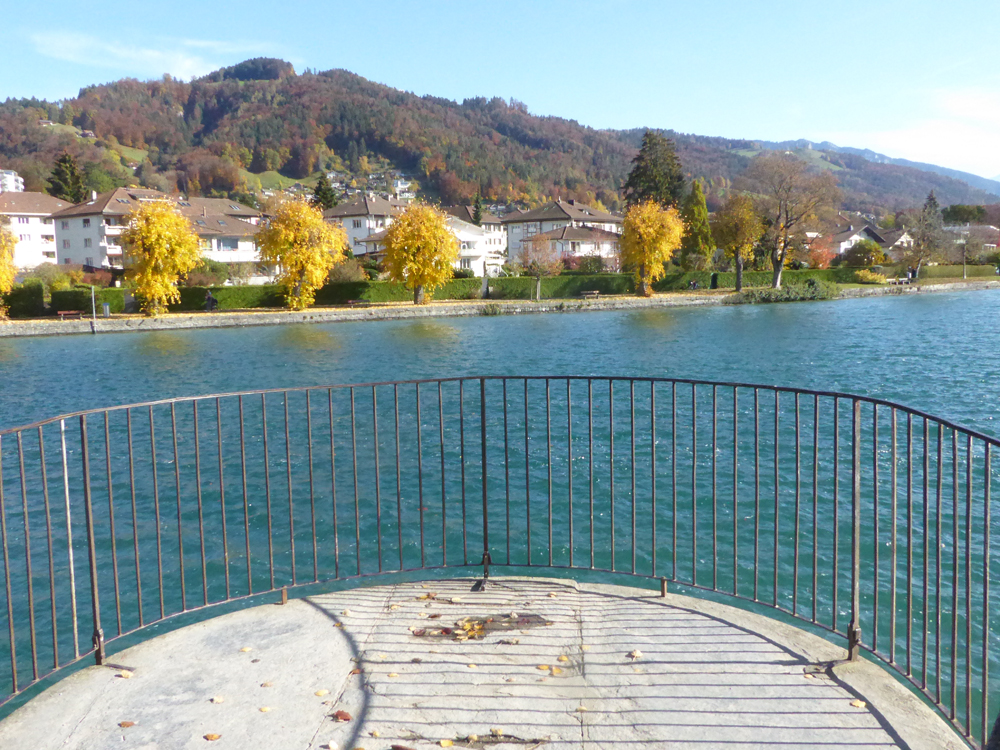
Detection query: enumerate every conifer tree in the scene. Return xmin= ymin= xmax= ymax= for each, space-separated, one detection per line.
xmin=678 ymin=181 xmax=714 ymax=270
xmin=48 ymin=152 xmax=86 ymax=203
xmin=472 ymin=193 xmax=483 ymax=226
xmin=623 ymin=131 xmax=684 ymax=209
xmin=311 ymin=174 xmax=338 ymax=210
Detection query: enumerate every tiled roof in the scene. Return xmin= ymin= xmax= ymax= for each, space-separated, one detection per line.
xmin=0 ymin=192 xmax=71 ymax=215
xmin=49 ymin=187 xmax=170 ymax=218
xmin=178 ymin=197 xmax=259 ymax=219
xmin=442 ymin=205 xmax=502 ymax=225
xmin=190 ymin=214 xmax=259 ymax=237
xmin=501 ymin=199 xmax=621 ymax=225
xmin=323 ymin=195 xmax=407 ymax=219
xmin=531 ymin=225 xmax=621 ymax=242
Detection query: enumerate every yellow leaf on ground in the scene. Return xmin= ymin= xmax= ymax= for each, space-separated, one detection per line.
xmin=240 ymin=647 xmax=252 ymax=652
xmin=210 ymin=696 xmax=224 ymax=704
xmin=557 ymin=655 xmax=569 ymax=662
xmin=117 ymin=670 xmax=133 ymax=679
xmin=315 ymin=689 xmax=330 ymax=696
xmin=850 ymin=699 xmax=867 ymax=708
xmin=536 ymin=664 xmax=550 ymax=670
xmin=261 ymin=682 xmax=273 ymax=687
xmin=204 ymin=734 xmax=222 ymax=741
xmin=259 ymin=706 xmax=271 ymax=712
xmin=467 ymin=664 xmax=477 ymax=669
xmin=387 ymin=673 xmax=399 ymax=678
xmin=118 ymin=721 xmax=136 ymax=728
xmin=440 ymin=741 xmax=454 ymax=747
xmin=551 ymin=667 xmax=563 ymax=675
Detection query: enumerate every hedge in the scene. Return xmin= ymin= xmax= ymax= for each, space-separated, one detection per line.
xmin=3 ymin=280 xmax=45 ymax=318
xmin=919 ymin=264 xmax=998 ymax=279
xmin=168 ymin=286 xmax=283 ymax=311
xmin=51 ymin=287 xmax=127 ymax=314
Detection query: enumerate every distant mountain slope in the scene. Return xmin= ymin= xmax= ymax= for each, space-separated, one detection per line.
xmin=0 ymin=60 xmax=995 ymax=212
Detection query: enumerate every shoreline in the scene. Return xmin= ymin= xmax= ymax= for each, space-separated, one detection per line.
xmin=2 ymin=279 xmax=998 ymax=339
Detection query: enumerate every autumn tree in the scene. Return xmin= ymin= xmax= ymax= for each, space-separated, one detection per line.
xmin=0 ymin=219 xmax=16 ymax=317
xmin=382 ymin=204 xmax=459 ymax=304
xmin=519 ymin=234 xmax=564 ymax=301
xmin=905 ymin=190 xmax=948 ymax=275
xmin=623 ymin=130 xmax=684 ymax=209
xmin=121 ymin=202 xmax=201 ymax=316
xmin=712 ymin=194 xmax=764 ymax=292
xmin=257 ymin=199 xmax=347 ymax=310
xmin=311 ymin=174 xmax=338 ymax=210
xmin=678 ymin=180 xmax=713 ymax=270
xmin=48 ymin=151 xmax=86 ymax=203
xmin=620 ymin=200 xmax=685 ymax=296
xmin=742 ymin=153 xmax=840 ymax=289
xmin=842 ymin=239 xmax=887 ymax=267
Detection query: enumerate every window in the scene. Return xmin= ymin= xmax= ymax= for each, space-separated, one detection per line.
xmin=43 ymin=251 xmax=55 ymax=259
xmin=84 ymin=257 xmax=94 ymax=267
xmin=460 ymin=258 xmax=471 ymax=269
xmin=352 ymin=219 xmax=362 ymax=229
xmin=17 ymin=217 xmax=29 ymax=224
xmin=104 ymin=217 xmax=116 ymax=226
xmin=61 ymin=220 xmax=69 ymax=230
xmin=42 ymin=235 xmax=54 ymax=243
xmin=219 ymin=238 xmax=238 ymax=251
xmin=42 ymin=218 xmax=52 ymax=225
xmin=64 ymin=258 xmax=72 ymax=264
xmin=84 ymin=238 xmax=92 ymax=248
xmin=229 ymin=204 xmax=241 ymax=210
xmin=82 ymin=218 xmax=90 ymax=228
xmin=218 ymin=219 xmax=227 ymax=226
xmin=62 ymin=240 xmax=70 ymax=249
xmin=19 ymin=234 xmax=29 ymax=241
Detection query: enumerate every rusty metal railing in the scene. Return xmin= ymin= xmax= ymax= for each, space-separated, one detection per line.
xmin=0 ymin=377 xmax=997 ymax=746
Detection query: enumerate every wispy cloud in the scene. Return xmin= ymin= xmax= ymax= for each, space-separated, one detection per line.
xmin=31 ymin=31 xmax=275 ymax=81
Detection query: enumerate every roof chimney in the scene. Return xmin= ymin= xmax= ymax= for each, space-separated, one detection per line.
xmin=91 ymin=190 xmax=97 ymax=200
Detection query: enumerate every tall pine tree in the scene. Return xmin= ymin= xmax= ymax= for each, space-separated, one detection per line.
xmin=678 ymin=181 xmax=714 ymax=270
xmin=48 ymin=152 xmax=86 ymax=204
xmin=472 ymin=193 xmax=483 ymax=226
xmin=623 ymin=130 xmax=684 ymax=209
xmin=311 ymin=174 xmax=338 ymax=210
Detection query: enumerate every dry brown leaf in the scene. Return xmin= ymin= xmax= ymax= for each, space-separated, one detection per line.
xmin=391 ymin=745 xmax=417 ymax=750
xmin=117 ymin=670 xmax=133 ymax=679
xmin=349 ymin=668 xmax=361 ymax=675
xmin=204 ymin=734 xmax=221 ymax=741
xmin=850 ymin=699 xmax=867 ymax=708
xmin=333 ymin=709 xmax=352 ymax=722
xmin=118 ymin=721 xmax=136 ymax=728
xmin=315 ymin=689 xmax=330 ymax=696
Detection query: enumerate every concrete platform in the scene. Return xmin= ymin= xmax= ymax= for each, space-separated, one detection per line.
xmin=0 ymin=578 xmax=965 ymax=750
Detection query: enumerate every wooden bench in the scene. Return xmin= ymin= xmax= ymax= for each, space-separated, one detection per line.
xmin=57 ymin=310 xmax=83 ymax=320
xmin=345 ymin=299 xmax=374 ymax=308
xmin=580 ymin=290 xmax=600 ymax=300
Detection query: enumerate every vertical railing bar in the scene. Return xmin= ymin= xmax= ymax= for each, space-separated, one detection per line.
xmin=438 ymin=382 xmax=447 ymax=569
xmin=459 ymin=380 xmax=466 ymax=566
xmin=935 ymin=423 xmax=943 ymax=702
xmin=170 ymin=403 xmax=186 ymax=611
xmin=773 ymin=390 xmax=780 ymax=608
xmin=964 ymin=434 xmax=972 ymax=732
xmin=59 ymin=420 xmax=79 ymax=657
xmin=328 ymin=389 xmax=340 ymax=579
xmin=0 ymin=436 xmax=18 ymax=692
xmin=216 ymin=399 xmax=229 ymax=601
xmin=849 ymin=399 xmax=861 ymax=660
xmin=349 ymin=388 xmax=360 ymax=577
xmin=610 ymin=380 xmax=615 ymax=572
xmin=833 ymin=398 xmax=840 ymax=633
xmin=503 ymin=379 xmax=511 ymax=567
xmin=17 ymin=433 xmax=38 ymax=679
xmin=79 ymin=416 xmax=104 ymax=665
xmin=587 ymin=379 xmax=595 ymax=569
xmin=393 ymin=385 xmax=402 ymax=572
xmin=753 ymin=388 xmax=759 ymax=603
xmin=793 ymin=394 xmax=800 ymax=616
xmin=950 ymin=429 xmax=959 ymax=721
xmin=38 ymin=427 xmax=59 ymax=667
xmin=261 ymin=394 xmax=273 ymax=592
xmin=193 ymin=403 xmax=207 ymax=607
xmin=711 ymin=385 xmax=718 ymax=591
xmin=692 ymin=383 xmax=697 ymax=587
xmin=102 ymin=412 xmax=122 ymax=633
xmin=890 ymin=409 xmax=897 ymax=665
xmin=524 ymin=379 xmax=531 ymax=565
xmin=907 ymin=413 xmax=913 ymax=676
xmin=651 ymin=382 xmax=657 ymax=578
xmin=546 ymin=378 xmax=553 ymax=568
xmin=150 ymin=407 xmax=164 ymax=620
xmin=284 ymin=393 xmax=296 ymax=586
xmin=873 ymin=405 xmax=880 ymax=652
xmin=980 ymin=442 xmax=990 ymax=744
xmin=922 ymin=418 xmax=929 ymax=689
xmin=372 ymin=386 xmax=382 ymax=574
xmin=671 ymin=382 xmax=677 ymax=580
xmin=480 ymin=377 xmax=490 ymax=574
xmin=812 ymin=396 xmax=819 ymax=625
xmin=238 ymin=397 xmax=252 ymax=595
xmin=568 ymin=379 xmax=574 ymax=569
xmin=630 ymin=380 xmax=636 ymax=575
xmin=733 ymin=387 xmax=739 ymax=597
xmin=416 ymin=384 xmax=425 ymax=569
xmin=306 ymin=391 xmax=317 ymax=583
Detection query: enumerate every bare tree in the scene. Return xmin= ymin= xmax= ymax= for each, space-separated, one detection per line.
xmin=519 ymin=234 xmax=563 ymax=301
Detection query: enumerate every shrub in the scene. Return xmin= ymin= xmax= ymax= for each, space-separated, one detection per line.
xmin=327 ymin=258 xmax=367 ymax=283
xmin=3 ymin=280 xmax=45 ymax=318
xmin=726 ymin=278 xmax=839 ymax=304
xmin=451 ymin=267 xmax=475 ymax=279
xmin=184 ymin=259 xmax=230 ymax=287
xmin=480 ymin=303 xmax=504 ymax=316
xmin=577 ymin=256 xmax=606 ymax=274
xmin=853 ymin=269 xmax=887 ymax=284
xmin=50 ymin=287 xmax=127 ymax=313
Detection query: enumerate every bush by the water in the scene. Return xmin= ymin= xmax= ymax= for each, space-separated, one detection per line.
xmin=853 ymin=269 xmax=887 ymax=284
xmin=725 ymin=278 xmax=839 ymax=304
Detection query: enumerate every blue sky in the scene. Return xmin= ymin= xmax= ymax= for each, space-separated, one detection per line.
xmin=5 ymin=0 xmax=1000 ymax=178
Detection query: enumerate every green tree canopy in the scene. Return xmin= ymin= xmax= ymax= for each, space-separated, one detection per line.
xmin=622 ymin=130 xmax=684 ymax=209
xmin=842 ymin=239 xmax=887 ymax=267
xmin=47 ymin=151 xmax=86 ymax=203
xmin=472 ymin=193 xmax=483 ymax=226
xmin=311 ymin=174 xmax=338 ymax=210
xmin=678 ymin=181 xmax=714 ymax=270
xmin=942 ymin=204 xmax=986 ymax=224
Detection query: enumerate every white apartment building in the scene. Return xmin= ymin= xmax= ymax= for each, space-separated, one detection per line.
xmin=502 ymin=199 xmax=621 ymax=261
xmin=359 ymin=215 xmax=503 ymax=277
xmin=443 ymin=205 xmax=507 ymax=262
xmin=52 ymin=188 xmax=261 ymax=269
xmin=524 ymin=225 xmax=621 ymax=267
xmin=0 ymin=170 xmax=25 ymax=193
xmin=323 ymin=195 xmax=408 ymax=254
xmin=0 ymin=192 xmax=71 ymax=268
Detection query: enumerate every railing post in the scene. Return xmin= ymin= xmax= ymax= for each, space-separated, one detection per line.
xmin=79 ymin=415 xmax=104 ymax=665
xmin=848 ymin=399 xmax=862 ymax=660
xmin=480 ymin=378 xmax=491 ymax=580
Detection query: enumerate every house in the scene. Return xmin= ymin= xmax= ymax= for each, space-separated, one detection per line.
xmin=323 ymin=195 xmax=408 ymax=254
xmin=0 ymin=170 xmax=25 ymax=193
xmin=943 ymin=224 xmax=999 ymax=252
xmin=523 ymin=225 xmax=621 ymax=268
xmin=51 ymin=188 xmax=261 ymax=270
xmin=442 ymin=205 xmax=507 ymax=260
xmin=0 ymin=192 xmax=71 ymax=268
xmin=501 ymin=199 xmax=621 ymax=261
xmin=828 ymin=220 xmax=913 ymax=257
xmin=358 ymin=215 xmax=504 ymax=277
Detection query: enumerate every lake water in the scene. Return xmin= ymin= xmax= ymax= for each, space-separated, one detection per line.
xmin=1 ymin=289 xmax=999 ymax=434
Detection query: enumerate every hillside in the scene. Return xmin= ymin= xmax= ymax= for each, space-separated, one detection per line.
xmin=0 ymin=59 xmax=995 ymax=213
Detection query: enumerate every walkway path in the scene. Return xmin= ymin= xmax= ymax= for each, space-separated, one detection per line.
xmin=0 ymin=579 xmax=964 ymax=749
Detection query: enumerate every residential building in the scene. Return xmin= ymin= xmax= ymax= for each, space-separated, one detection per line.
xmin=523 ymin=225 xmax=621 ymax=267
xmin=0 ymin=170 xmax=25 ymax=193
xmin=359 ymin=215 xmax=503 ymax=277
xmin=828 ymin=220 xmax=913 ymax=257
xmin=443 ymin=205 xmax=507 ymax=261
xmin=323 ymin=195 xmax=407 ymax=254
xmin=501 ymin=199 xmax=621 ymax=261
xmin=0 ymin=192 xmax=71 ymax=268
xmin=943 ymin=224 xmax=999 ymax=252
xmin=51 ymin=188 xmax=261 ymax=269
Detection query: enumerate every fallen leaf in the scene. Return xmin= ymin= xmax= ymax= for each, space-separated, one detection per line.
xmin=387 ymin=672 xmax=399 ymax=678
xmin=467 ymin=664 xmax=477 ymax=669
xmin=576 ymin=705 xmax=588 ymax=712
xmin=349 ymin=668 xmax=361 ymax=675
xmin=804 ymin=674 xmax=815 ymax=679
xmin=557 ymin=655 xmax=569 ymax=662
xmin=334 ymin=709 xmax=352 ymax=722
xmin=411 ymin=658 xmax=423 ymax=663
xmin=417 ymin=612 xmax=429 ymax=619
xmin=369 ymin=729 xmax=380 ymax=737
xmin=261 ymin=681 xmax=273 ymax=687
xmin=334 ymin=623 xmax=343 ymax=628
xmin=118 ymin=721 xmax=136 ymax=728
xmin=440 ymin=741 xmax=454 ymax=748
xmin=116 ymin=670 xmax=133 ymax=679
xmin=450 ymin=597 xmax=462 ymax=603
xmin=627 ymin=650 xmax=643 ymax=660
xmin=548 ymin=592 xmax=557 ymax=598
xmin=391 ymin=745 xmax=417 ymax=750
xmin=315 ymin=689 xmax=329 ymax=696
xmin=551 ymin=666 xmax=563 ymax=675
xmin=259 ymin=706 xmax=271 ymax=713
xmin=468 ymin=735 xmax=479 ymax=742
xmin=389 ymin=604 xmax=400 ymax=610
xmin=204 ymin=734 xmax=222 ymax=741
xmin=536 ymin=664 xmax=550 ymax=670
xmin=251 ymin=658 xmax=261 ymax=663
xmin=377 ymin=654 xmax=387 ymax=659
xmin=490 ymin=728 xmax=503 ymax=736
xmin=850 ymin=699 xmax=867 ymax=708
xmin=240 ymin=647 xmax=252 ymax=652
xmin=210 ymin=696 xmax=224 ymax=703
xmin=341 ymin=609 xmax=352 ymax=617
xmin=581 ymin=645 xmax=591 ymax=651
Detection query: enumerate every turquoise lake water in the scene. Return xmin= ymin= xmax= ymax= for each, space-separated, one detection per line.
xmin=1 ymin=290 xmax=999 ymax=433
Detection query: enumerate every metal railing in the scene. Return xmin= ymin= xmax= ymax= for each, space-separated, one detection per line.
xmin=0 ymin=376 xmax=998 ymax=746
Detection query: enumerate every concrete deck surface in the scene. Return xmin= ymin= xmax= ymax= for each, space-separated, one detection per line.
xmin=0 ymin=578 xmax=965 ymax=750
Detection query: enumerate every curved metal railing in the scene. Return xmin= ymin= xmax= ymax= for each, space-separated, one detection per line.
xmin=0 ymin=376 xmax=998 ymax=746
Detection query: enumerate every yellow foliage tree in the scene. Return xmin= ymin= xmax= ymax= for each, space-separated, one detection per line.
xmin=712 ymin=194 xmax=764 ymax=292
xmin=121 ymin=201 xmax=201 ymax=316
xmin=0 ymin=220 xmax=17 ymax=318
xmin=382 ymin=204 xmax=459 ymax=304
xmin=620 ymin=200 xmax=684 ymax=297
xmin=257 ymin=199 xmax=347 ymax=310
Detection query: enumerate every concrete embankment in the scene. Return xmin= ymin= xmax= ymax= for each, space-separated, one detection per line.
xmin=1 ymin=279 xmax=998 ymax=339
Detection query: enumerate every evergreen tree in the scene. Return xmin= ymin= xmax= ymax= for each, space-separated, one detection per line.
xmin=907 ymin=190 xmax=946 ymax=275
xmin=311 ymin=174 xmax=338 ymax=210
xmin=48 ymin=151 xmax=86 ymax=203
xmin=623 ymin=130 xmax=684 ymax=209
xmin=678 ymin=181 xmax=714 ymax=270
xmin=472 ymin=193 xmax=483 ymax=226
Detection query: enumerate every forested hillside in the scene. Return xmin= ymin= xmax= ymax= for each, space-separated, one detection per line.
xmin=1 ymin=59 xmax=995 ymax=212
